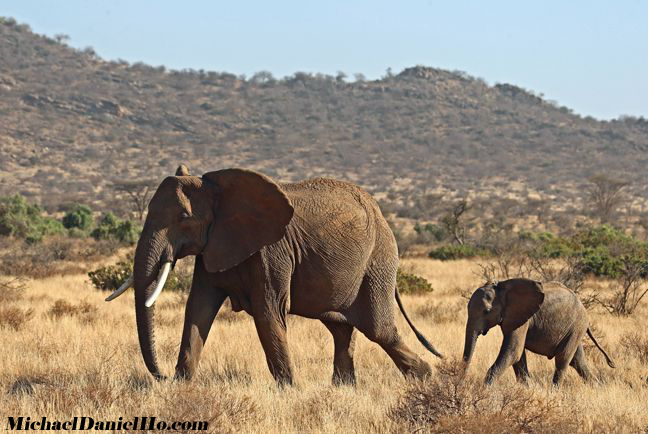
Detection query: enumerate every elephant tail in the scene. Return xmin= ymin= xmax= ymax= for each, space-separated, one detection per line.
xmin=395 ymin=288 xmax=443 ymax=358
xmin=587 ymin=328 xmax=616 ymax=368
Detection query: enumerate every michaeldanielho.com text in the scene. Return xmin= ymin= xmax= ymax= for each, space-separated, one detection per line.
xmin=6 ymin=416 xmax=208 ymax=431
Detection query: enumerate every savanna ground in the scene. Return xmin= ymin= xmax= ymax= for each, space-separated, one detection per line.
xmin=1 ymin=257 xmax=648 ymax=433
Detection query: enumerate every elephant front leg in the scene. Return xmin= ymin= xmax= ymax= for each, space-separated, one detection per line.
xmin=250 ymin=258 xmax=294 ymax=386
xmin=253 ymin=314 xmax=293 ymax=386
xmin=175 ymin=260 xmax=227 ymax=380
xmin=512 ymin=350 xmax=530 ymax=384
xmin=485 ymin=325 xmax=528 ymax=385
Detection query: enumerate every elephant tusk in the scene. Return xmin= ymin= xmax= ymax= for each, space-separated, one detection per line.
xmin=105 ymin=274 xmax=134 ymax=301
xmin=145 ymin=262 xmax=172 ymax=308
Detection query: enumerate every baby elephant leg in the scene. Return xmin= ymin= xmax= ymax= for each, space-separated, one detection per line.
xmin=553 ymin=336 xmax=580 ymax=385
xmin=569 ymin=344 xmax=593 ymax=382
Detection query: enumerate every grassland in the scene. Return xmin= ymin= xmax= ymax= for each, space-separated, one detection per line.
xmin=1 ymin=258 xmax=647 ymax=433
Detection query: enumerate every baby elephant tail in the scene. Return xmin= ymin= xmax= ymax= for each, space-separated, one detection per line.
xmin=395 ymin=288 xmax=443 ymax=358
xmin=587 ymin=328 xmax=616 ymax=368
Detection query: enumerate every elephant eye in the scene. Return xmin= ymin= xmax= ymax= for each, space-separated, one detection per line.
xmin=483 ymin=308 xmax=491 ymax=314
xmin=180 ymin=211 xmax=190 ymax=220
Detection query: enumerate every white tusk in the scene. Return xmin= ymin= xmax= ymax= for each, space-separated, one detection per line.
xmin=105 ymin=274 xmax=133 ymax=301
xmin=145 ymin=262 xmax=172 ymax=308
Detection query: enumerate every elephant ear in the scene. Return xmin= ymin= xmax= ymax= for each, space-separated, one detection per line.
xmin=201 ymin=168 xmax=294 ymax=273
xmin=497 ymin=278 xmax=545 ymax=333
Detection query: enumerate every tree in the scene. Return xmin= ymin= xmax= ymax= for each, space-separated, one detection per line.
xmin=113 ymin=179 xmax=157 ymax=221
xmin=442 ymin=200 xmax=469 ymax=245
xmin=587 ymin=174 xmax=629 ymax=223
xmin=54 ymin=33 xmax=70 ymax=44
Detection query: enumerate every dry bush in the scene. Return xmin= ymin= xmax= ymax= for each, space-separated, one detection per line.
xmin=0 ymin=276 xmax=26 ymax=302
xmin=591 ymin=260 xmax=648 ymax=315
xmin=0 ymin=237 xmax=121 ymax=278
xmin=416 ymin=300 xmax=463 ymax=323
xmin=619 ymin=332 xmax=648 ymax=364
xmin=0 ymin=306 xmax=34 ymax=330
xmin=47 ymin=299 xmax=97 ymax=322
xmin=389 ymin=358 xmax=580 ymax=433
xmin=588 ymin=415 xmax=648 ymax=434
xmin=155 ymin=385 xmax=259 ymax=434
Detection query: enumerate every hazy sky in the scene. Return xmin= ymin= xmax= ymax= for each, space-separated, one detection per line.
xmin=2 ymin=0 xmax=647 ymax=119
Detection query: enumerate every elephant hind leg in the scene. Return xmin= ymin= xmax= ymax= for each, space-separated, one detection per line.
xmin=379 ymin=333 xmax=432 ymax=379
xmin=357 ymin=319 xmax=431 ymax=378
xmin=570 ymin=344 xmax=593 ymax=382
xmin=353 ymin=265 xmax=431 ymax=379
xmin=322 ymin=321 xmax=356 ymax=386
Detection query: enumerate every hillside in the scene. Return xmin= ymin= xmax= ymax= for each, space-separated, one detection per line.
xmin=1 ymin=17 xmax=647 ymax=220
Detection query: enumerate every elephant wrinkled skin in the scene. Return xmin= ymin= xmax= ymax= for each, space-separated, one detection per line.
xmin=110 ymin=166 xmax=441 ymax=385
xmin=462 ymin=278 xmax=615 ymax=385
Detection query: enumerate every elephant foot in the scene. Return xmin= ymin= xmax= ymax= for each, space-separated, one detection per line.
xmin=332 ymin=371 xmax=356 ymax=386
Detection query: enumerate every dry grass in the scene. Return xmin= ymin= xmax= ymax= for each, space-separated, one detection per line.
xmin=1 ymin=259 xmax=647 ymax=432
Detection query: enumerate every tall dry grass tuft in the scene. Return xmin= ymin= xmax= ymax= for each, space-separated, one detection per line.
xmin=47 ymin=299 xmax=98 ymax=323
xmin=389 ymin=358 xmax=580 ymax=433
xmin=153 ymin=384 xmax=260 ymax=434
xmin=0 ymin=276 xmax=26 ymax=302
xmin=0 ymin=306 xmax=34 ymax=330
xmin=620 ymin=332 xmax=648 ymax=364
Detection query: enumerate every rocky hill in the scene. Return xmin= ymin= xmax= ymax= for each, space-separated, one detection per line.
xmin=1 ymin=17 xmax=647 ymax=217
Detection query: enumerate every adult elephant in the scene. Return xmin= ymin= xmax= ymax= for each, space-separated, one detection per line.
xmin=107 ymin=165 xmax=442 ymax=385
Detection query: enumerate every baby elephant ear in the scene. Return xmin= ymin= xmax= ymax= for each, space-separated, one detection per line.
xmin=201 ymin=169 xmax=294 ymax=273
xmin=497 ymin=279 xmax=545 ymax=333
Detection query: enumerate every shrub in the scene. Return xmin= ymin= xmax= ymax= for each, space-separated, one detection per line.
xmin=389 ymin=358 xmax=579 ymax=433
xmin=429 ymin=244 xmax=486 ymax=260
xmin=397 ymin=269 xmax=434 ymax=294
xmin=62 ymin=204 xmax=93 ymax=231
xmin=572 ymin=225 xmax=648 ymax=278
xmin=88 ymin=257 xmax=192 ymax=293
xmin=88 ymin=259 xmax=133 ymax=292
xmin=0 ymin=277 xmax=26 ymax=303
xmin=519 ymin=231 xmax=573 ymax=258
xmin=90 ymin=212 xmax=141 ymax=244
xmin=47 ymin=299 xmax=97 ymax=320
xmin=416 ymin=300 xmax=463 ymax=323
xmin=414 ymin=222 xmax=447 ymax=242
xmin=0 ymin=306 xmax=34 ymax=330
xmin=0 ymin=194 xmax=64 ymax=243
xmin=619 ymin=332 xmax=648 ymax=363
xmin=0 ymin=237 xmax=119 ymax=278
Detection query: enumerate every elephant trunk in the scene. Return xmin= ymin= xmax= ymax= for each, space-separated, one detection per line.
xmin=133 ymin=229 xmax=171 ymax=380
xmin=462 ymin=319 xmax=479 ymax=366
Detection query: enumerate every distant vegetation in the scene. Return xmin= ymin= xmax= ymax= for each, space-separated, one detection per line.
xmin=1 ymin=16 xmax=648 ymax=239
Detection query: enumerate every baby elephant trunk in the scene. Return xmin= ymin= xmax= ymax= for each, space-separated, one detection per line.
xmin=462 ymin=319 xmax=479 ymax=366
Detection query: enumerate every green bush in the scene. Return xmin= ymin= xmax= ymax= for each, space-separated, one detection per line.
xmin=397 ymin=269 xmax=434 ymax=294
xmin=519 ymin=231 xmax=573 ymax=258
xmin=0 ymin=194 xmax=64 ymax=243
xmin=414 ymin=223 xmax=447 ymax=242
xmin=88 ymin=259 xmax=133 ymax=292
xmin=89 ymin=258 xmax=192 ymax=292
xmin=90 ymin=213 xmax=141 ymax=244
xmin=62 ymin=204 xmax=93 ymax=231
xmin=571 ymin=225 xmax=648 ymax=278
xmin=428 ymin=244 xmax=486 ymax=261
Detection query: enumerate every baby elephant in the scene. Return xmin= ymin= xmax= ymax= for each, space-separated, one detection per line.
xmin=462 ymin=278 xmax=615 ymax=385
